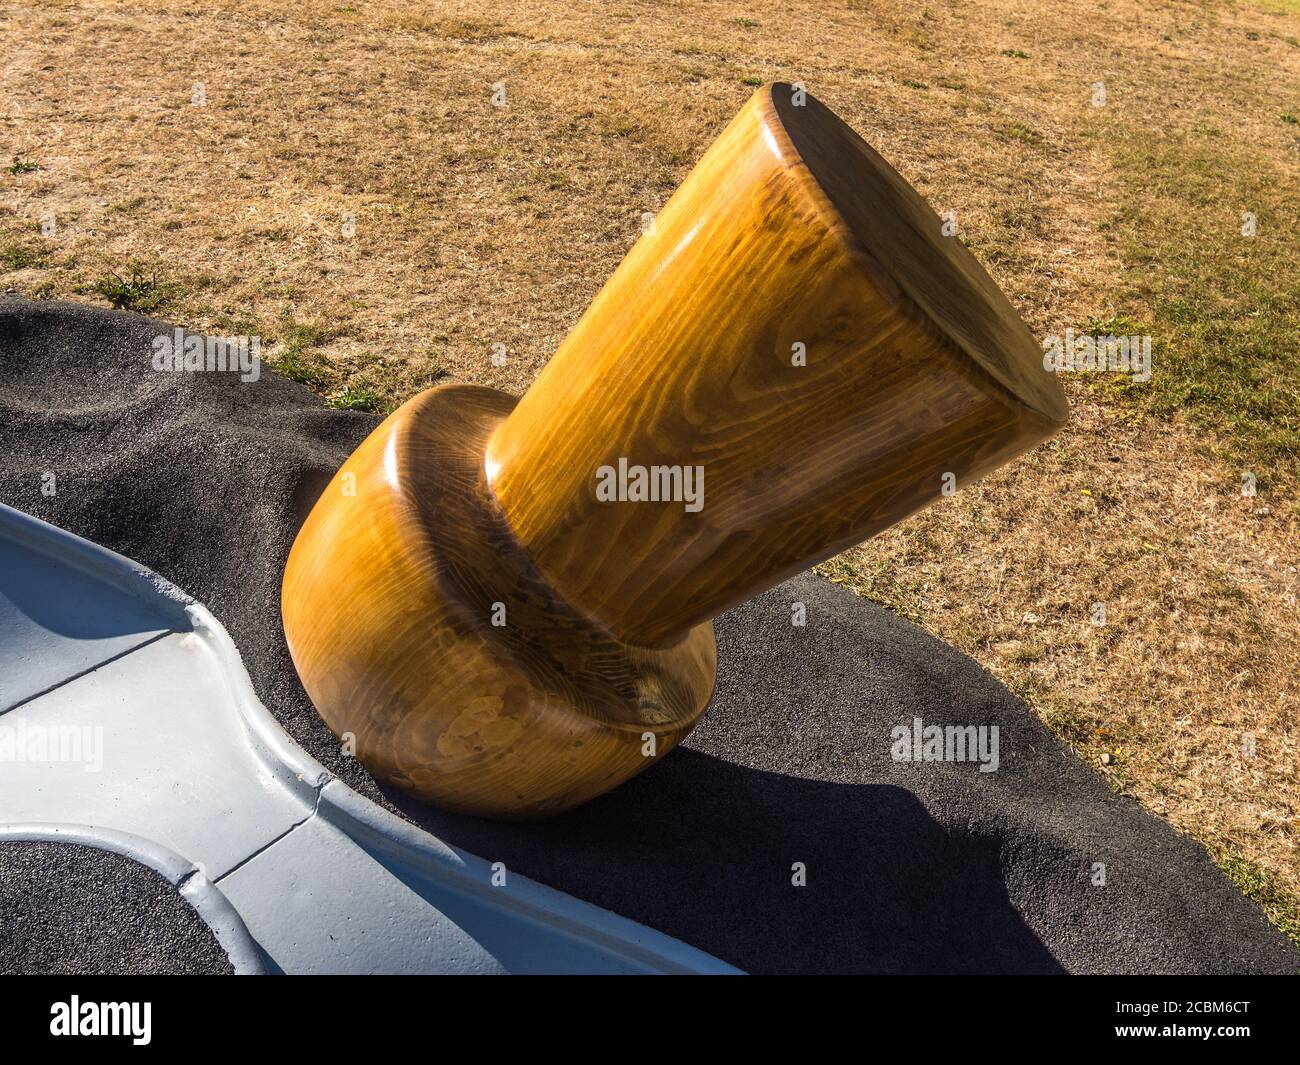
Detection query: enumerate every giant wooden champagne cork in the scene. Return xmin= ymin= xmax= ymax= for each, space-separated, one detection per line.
xmin=282 ymin=84 xmax=1067 ymax=819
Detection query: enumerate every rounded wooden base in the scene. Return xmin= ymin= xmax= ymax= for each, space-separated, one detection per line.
xmin=282 ymin=385 xmax=717 ymax=820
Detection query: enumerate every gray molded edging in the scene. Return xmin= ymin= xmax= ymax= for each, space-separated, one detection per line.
xmin=186 ymin=602 xmax=739 ymax=974
xmin=0 ymin=503 xmax=741 ymax=975
xmin=185 ymin=604 xmax=332 ymax=808
xmin=0 ymin=503 xmax=193 ymax=629
xmin=316 ymin=780 xmax=737 ymax=974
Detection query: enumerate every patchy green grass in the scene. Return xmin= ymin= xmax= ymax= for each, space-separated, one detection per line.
xmin=1211 ymin=845 xmax=1300 ymax=948
xmin=1090 ymin=132 xmax=1300 ymax=486
xmin=268 ymin=314 xmax=336 ymax=388
xmin=91 ymin=263 xmax=173 ymax=312
xmin=210 ymin=310 xmax=261 ymax=337
xmin=278 ymin=315 xmax=336 ymax=352
xmin=997 ymin=121 xmax=1044 ymax=147
xmin=270 ymin=348 xmax=331 ymax=387
xmin=327 ymin=385 xmax=382 ymax=411
xmin=8 ymin=156 xmax=40 ymax=174
xmin=1 ymin=243 xmax=48 ymax=270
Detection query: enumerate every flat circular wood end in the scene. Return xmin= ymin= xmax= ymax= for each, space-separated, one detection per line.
xmin=767 ymin=84 xmax=1068 ymax=428
xmin=282 ymin=385 xmax=716 ymax=820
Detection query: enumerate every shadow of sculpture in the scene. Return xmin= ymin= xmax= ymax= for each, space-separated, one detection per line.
xmin=383 ymin=749 xmax=1064 ymax=975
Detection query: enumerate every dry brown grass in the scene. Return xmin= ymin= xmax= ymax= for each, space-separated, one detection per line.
xmin=2 ymin=0 xmax=1297 ymax=938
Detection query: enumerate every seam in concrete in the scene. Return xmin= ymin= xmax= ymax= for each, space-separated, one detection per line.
xmin=0 ymin=630 xmax=174 ymax=718
xmin=212 ymin=785 xmax=323 ymax=887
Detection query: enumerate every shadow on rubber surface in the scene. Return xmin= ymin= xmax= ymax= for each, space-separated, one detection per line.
xmin=386 ymin=751 xmax=1065 ymax=974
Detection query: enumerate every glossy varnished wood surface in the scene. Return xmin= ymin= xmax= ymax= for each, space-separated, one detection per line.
xmin=283 ymin=386 xmax=716 ymax=819
xmin=486 ymin=83 xmax=1067 ymax=647
xmin=284 ymin=84 xmax=1067 ymax=818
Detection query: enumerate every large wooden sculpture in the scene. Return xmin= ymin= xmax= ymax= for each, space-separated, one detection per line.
xmin=282 ymin=84 xmax=1068 ymax=820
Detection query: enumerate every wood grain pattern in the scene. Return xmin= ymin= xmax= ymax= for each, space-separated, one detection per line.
xmin=283 ymin=84 xmax=1067 ymax=819
xmin=283 ymin=385 xmax=716 ymax=819
xmin=486 ymin=83 xmax=1067 ymax=647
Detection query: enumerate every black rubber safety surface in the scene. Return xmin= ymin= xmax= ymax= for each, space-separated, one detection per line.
xmin=0 ymin=842 xmax=233 ymax=975
xmin=1 ymin=298 xmax=1296 ymax=975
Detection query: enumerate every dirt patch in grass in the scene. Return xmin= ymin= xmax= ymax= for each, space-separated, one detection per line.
xmin=2 ymin=0 xmax=1296 ymax=942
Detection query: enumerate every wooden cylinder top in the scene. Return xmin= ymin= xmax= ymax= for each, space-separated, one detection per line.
xmin=485 ymin=84 xmax=1067 ymax=648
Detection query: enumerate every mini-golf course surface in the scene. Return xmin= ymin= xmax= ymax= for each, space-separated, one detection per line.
xmin=1 ymin=297 xmax=1296 ymax=975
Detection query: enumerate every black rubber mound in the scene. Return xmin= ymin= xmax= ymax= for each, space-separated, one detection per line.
xmin=0 ymin=842 xmax=234 ymax=975
xmin=1 ymin=297 xmax=1296 ymax=975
